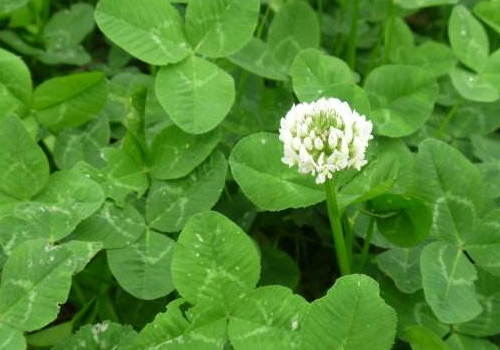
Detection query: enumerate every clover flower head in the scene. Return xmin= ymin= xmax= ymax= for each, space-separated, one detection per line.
xmin=279 ymin=97 xmax=373 ymax=184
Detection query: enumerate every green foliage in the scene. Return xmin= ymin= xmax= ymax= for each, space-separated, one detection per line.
xmin=229 ymin=132 xmax=325 ymax=210
xmin=0 ymin=114 xmax=48 ymax=199
xmin=95 ymin=0 xmax=189 ymax=65
xmin=155 ymin=55 xmax=235 ymax=134
xmin=1 ymin=0 xmax=500 ymax=349
xmin=300 ymin=274 xmax=397 ymax=350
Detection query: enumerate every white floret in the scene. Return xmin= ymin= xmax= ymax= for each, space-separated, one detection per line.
xmin=279 ymin=97 xmax=373 ymax=184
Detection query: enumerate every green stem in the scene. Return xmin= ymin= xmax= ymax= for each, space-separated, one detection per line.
xmin=149 ymin=65 xmax=158 ymax=76
xmin=346 ymin=0 xmax=360 ymax=69
xmin=256 ymin=5 xmax=271 ymax=39
xmin=318 ymin=0 xmax=324 ymax=35
xmin=383 ymin=1 xmax=397 ymax=64
xmin=235 ymin=70 xmax=250 ymax=103
xmin=436 ymin=101 xmax=461 ymax=139
xmin=364 ymin=32 xmax=384 ymax=80
xmin=343 ymin=215 xmax=354 ymax=264
xmin=325 ymin=179 xmax=351 ymax=276
xmin=439 ymin=6 xmax=452 ymax=42
xmin=360 ymin=216 xmax=375 ymax=270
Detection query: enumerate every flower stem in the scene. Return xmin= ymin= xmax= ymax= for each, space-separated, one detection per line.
xmin=360 ymin=215 xmax=375 ymax=270
xmin=318 ymin=0 xmax=324 ymax=32
xmin=343 ymin=215 xmax=353 ymax=264
xmin=325 ymin=179 xmax=351 ymax=276
xmin=436 ymin=101 xmax=461 ymax=139
xmin=383 ymin=0 xmax=397 ymax=64
xmin=346 ymin=0 xmax=360 ymax=69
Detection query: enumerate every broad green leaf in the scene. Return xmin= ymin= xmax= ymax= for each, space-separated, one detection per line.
xmin=397 ymin=41 xmax=457 ymax=78
xmin=449 ymin=5 xmax=489 ymax=72
xmin=33 ymin=72 xmax=108 ymax=133
xmin=43 ymin=3 xmax=94 ymax=48
xmin=0 ymin=0 xmax=29 ymax=14
xmin=63 ymin=240 xmax=103 ymax=273
xmin=148 ymin=125 xmax=220 ymax=180
xmin=372 ymin=194 xmax=432 ymax=247
xmin=456 ymin=269 xmax=500 ymax=337
xmin=464 ymin=209 xmax=500 ymax=277
xmin=449 ymin=68 xmax=499 ymax=103
xmin=228 ymin=38 xmax=288 ymax=81
xmin=377 ymin=246 xmax=423 ymax=294
xmin=385 ymin=17 xmax=415 ymax=63
xmin=477 ymin=162 xmax=500 ymax=200
xmin=0 ymin=114 xmax=49 ymax=199
xmin=220 ymin=84 xmax=293 ymax=142
xmin=155 ymin=55 xmax=235 ymax=134
xmin=39 ymin=45 xmax=90 ymax=67
xmin=102 ymin=72 xmax=151 ymax=124
xmin=420 ymin=241 xmax=482 ymax=324
xmin=483 ymin=49 xmax=500 ymax=90
xmin=52 ymin=322 xmax=137 ymax=350
xmin=399 ymin=0 xmax=457 ymax=9
xmin=54 ymin=117 xmax=110 ymax=170
xmin=300 ymin=274 xmax=397 ymax=350
xmin=0 ymin=47 xmax=31 ymax=117
xmin=267 ymin=0 xmax=320 ymax=73
xmin=449 ymin=100 xmax=500 ymax=137
xmin=474 ymin=0 xmax=500 ymax=35
xmin=74 ymin=201 xmax=146 ymax=249
xmin=0 ymin=239 xmax=87 ymax=331
xmin=446 ymin=334 xmax=499 ymax=350
xmin=365 ymin=138 xmax=415 ymax=195
xmin=404 ymin=325 xmax=449 ymax=350
xmin=95 ymin=0 xmax=190 ymax=65
xmin=185 ymin=0 xmax=260 ymax=57
xmin=228 ymin=286 xmax=308 ymax=350
xmin=33 ymin=170 xmax=104 ymax=229
xmin=260 ymin=244 xmax=300 ymax=289
xmin=0 ymin=169 xmax=104 ymax=253
xmin=472 ymin=134 xmax=500 ymax=162
xmin=75 ymin=147 xmax=149 ymax=206
xmin=0 ymin=324 xmax=24 ymax=350
xmin=131 ymin=299 xmax=227 ymax=350
xmin=40 ymin=3 xmax=94 ymax=65
xmin=107 ymin=230 xmax=175 ymax=300
xmin=380 ymin=278 xmax=450 ymax=339
xmin=291 ymin=48 xmax=355 ymax=103
xmin=337 ymin=150 xmax=400 ymax=211
xmin=414 ymin=139 xmax=484 ymax=244
xmin=229 ymin=133 xmax=325 ymax=211
xmin=147 ymin=152 xmax=227 ymax=232
xmin=364 ymin=65 xmax=438 ymax=137
xmin=171 ymin=211 xmax=260 ymax=315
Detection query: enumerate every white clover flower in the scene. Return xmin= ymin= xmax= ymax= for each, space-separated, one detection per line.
xmin=279 ymin=97 xmax=373 ymax=184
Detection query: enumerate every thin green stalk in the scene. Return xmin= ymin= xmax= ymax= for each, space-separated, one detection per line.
xmin=439 ymin=6 xmax=452 ymax=41
xmin=436 ymin=101 xmax=461 ymax=139
xmin=256 ymin=5 xmax=271 ymax=39
xmin=325 ymin=179 xmax=351 ymax=276
xmin=383 ymin=1 xmax=397 ymax=64
xmin=235 ymin=70 xmax=250 ymax=103
xmin=360 ymin=215 xmax=375 ymax=270
xmin=149 ymin=65 xmax=158 ymax=76
xmin=318 ymin=0 xmax=324 ymax=34
xmin=364 ymin=33 xmax=383 ymax=80
xmin=343 ymin=215 xmax=354 ymax=264
xmin=346 ymin=0 xmax=360 ymax=69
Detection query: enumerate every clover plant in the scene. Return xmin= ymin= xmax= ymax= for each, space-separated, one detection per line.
xmin=0 ymin=0 xmax=500 ymax=349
